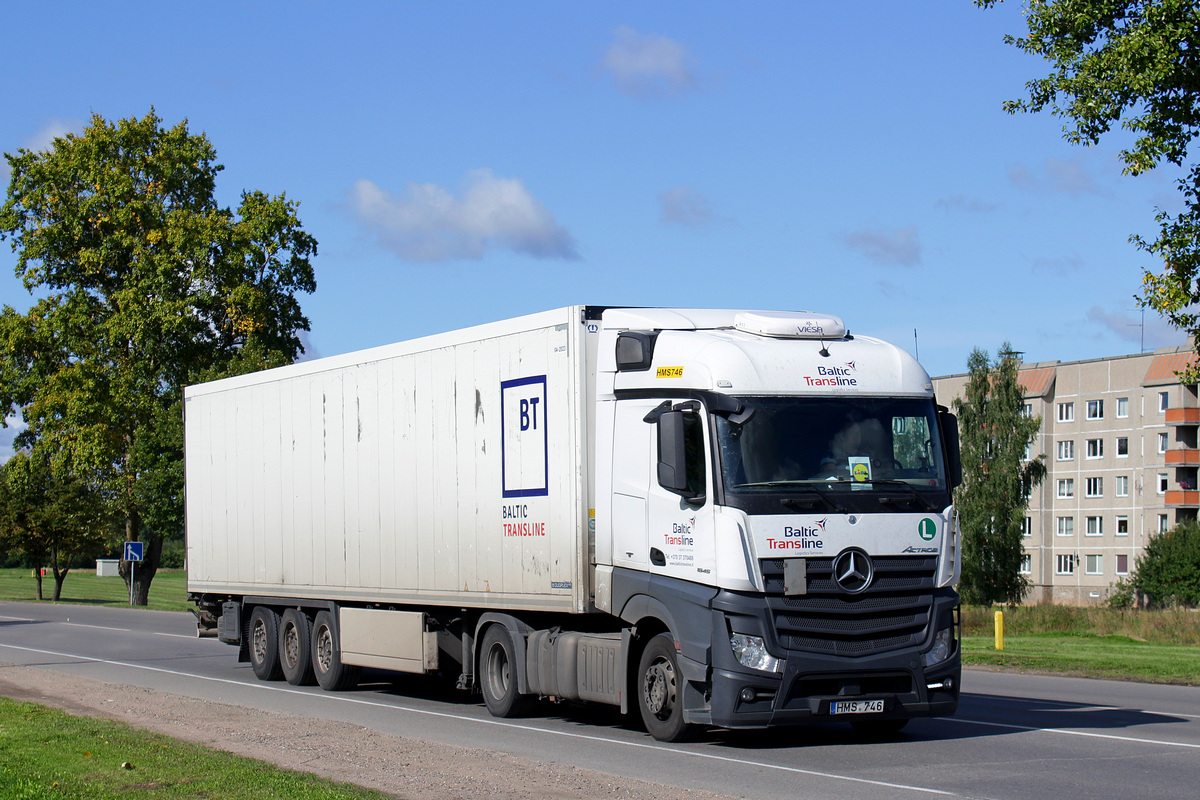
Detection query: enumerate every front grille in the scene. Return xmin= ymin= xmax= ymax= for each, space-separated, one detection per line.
xmin=759 ymin=555 xmax=936 ymax=657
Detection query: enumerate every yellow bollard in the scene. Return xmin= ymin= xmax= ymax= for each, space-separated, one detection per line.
xmin=994 ymin=610 xmax=1004 ymax=651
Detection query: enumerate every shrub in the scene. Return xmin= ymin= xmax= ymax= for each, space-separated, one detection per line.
xmin=1129 ymin=521 xmax=1200 ymax=608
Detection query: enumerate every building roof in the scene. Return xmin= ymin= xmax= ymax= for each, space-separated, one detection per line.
xmin=1017 ymin=366 xmax=1056 ymax=398
xmin=1144 ymin=352 xmax=1199 ymax=386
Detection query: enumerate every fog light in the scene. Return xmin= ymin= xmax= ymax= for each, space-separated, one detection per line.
xmin=740 ymin=687 xmax=757 ymax=702
xmin=921 ymin=627 xmax=953 ymax=668
xmin=730 ymin=633 xmax=783 ymax=673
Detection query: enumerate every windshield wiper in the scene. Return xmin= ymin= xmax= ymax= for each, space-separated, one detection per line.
xmin=869 ymin=479 xmax=939 ymax=512
xmin=780 ymin=484 xmax=848 ymax=513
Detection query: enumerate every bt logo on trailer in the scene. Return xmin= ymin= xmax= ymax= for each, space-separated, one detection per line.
xmin=501 ymin=375 xmax=548 ymax=498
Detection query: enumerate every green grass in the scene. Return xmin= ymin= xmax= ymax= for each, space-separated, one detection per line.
xmin=0 ymin=568 xmax=190 ymax=612
xmin=960 ymin=605 xmax=1200 ymax=684
xmin=0 ymin=696 xmax=389 ymax=800
xmin=962 ymin=634 xmax=1200 ymax=684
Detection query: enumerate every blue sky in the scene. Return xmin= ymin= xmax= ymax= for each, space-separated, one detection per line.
xmin=0 ymin=1 xmax=1189 ymax=459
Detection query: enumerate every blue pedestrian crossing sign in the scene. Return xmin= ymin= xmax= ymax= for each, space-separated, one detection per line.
xmin=124 ymin=541 xmax=144 ymax=562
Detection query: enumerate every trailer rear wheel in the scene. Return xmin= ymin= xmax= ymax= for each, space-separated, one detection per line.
xmin=479 ymin=625 xmax=531 ymax=718
xmin=249 ymin=606 xmax=283 ymax=681
xmin=279 ymin=609 xmax=316 ymax=686
xmin=637 ymin=633 xmax=695 ymax=742
xmin=311 ymin=610 xmax=360 ymax=691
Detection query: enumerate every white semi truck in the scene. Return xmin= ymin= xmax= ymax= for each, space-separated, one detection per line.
xmin=186 ymin=306 xmax=962 ymax=741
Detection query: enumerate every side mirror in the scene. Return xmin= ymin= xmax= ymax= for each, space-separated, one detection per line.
xmin=656 ymin=409 xmax=689 ymax=493
xmin=938 ymin=408 xmax=962 ymax=489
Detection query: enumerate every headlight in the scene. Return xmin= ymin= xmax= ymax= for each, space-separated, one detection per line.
xmin=922 ymin=627 xmax=954 ymax=668
xmin=730 ymin=633 xmax=783 ymax=673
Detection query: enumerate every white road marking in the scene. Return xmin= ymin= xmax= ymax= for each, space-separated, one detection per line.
xmin=0 ymin=641 xmax=961 ymax=797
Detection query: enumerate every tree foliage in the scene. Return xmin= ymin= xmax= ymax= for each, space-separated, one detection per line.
xmin=0 ymin=449 xmax=108 ymax=601
xmin=978 ymin=0 xmax=1200 ymax=375
xmin=0 ymin=110 xmax=317 ymax=604
xmin=1127 ymin=521 xmax=1200 ymax=607
xmin=953 ymin=345 xmax=1047 ymax=605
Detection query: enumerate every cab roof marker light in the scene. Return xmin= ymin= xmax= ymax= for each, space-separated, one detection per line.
xmin=734 ymin=311 xmax=847 ymax=340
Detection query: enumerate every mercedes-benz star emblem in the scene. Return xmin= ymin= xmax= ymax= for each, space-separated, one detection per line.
xmin=832 ymin=548 xmax=874 ymax=594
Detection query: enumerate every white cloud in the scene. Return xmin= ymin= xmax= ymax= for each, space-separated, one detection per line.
xmin=1010 ymin=157 xmax=1109 ymax=197
xmin=937 ymin=194 xmax=999 ymax=213
xmin=840 ymin=226 xmax=921 ymax=267
xmin=0 ymin=416 xmax=26 ymax=465
xmin=1086 ymin=306 xmax=1188 ymax=349
xmin=2 ymin=117 xmax=82 ymax=193
xmin=349 ymin=169 xmax=579 ymax=262
xmin=658 ymin=186 xmax=715 ymax=227
xmin=602 ymin=26 xmax=697 ymax=97
xmin=1030 ymin=255 xmax=1084 ymax=275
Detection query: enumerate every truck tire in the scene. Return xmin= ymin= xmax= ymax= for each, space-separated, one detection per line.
xmin=479 ymin=624 xmax=531 ymax=718
xmin=311 ymin=610 xmax=360 ymax=691
xmin=637 ymin=633 xmax=695 ymax=742
xmin=248 ymin=606 xmax=284 ymax=681
xmin=279 ymin=609 xmax=316 ymax=686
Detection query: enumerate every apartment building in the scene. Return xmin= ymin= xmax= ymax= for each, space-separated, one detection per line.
xmin=933 ymin=344 xmax=1198 ymax=605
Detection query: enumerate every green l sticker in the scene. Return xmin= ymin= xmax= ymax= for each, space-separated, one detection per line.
xmin=918 ymin=518 xmax=937 ymax=541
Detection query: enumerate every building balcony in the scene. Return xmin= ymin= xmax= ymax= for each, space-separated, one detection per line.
xmin=1166 ymin=449 xmax=1200 ymax=465
xmin=1165 ymin=489 xmax=1200 ymax=507
xmin=1166 ymin=407 xmax=1200 ymax=426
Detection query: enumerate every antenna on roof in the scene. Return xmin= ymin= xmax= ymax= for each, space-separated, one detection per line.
xmin=913 ymin=328 xmax=919 ymax=360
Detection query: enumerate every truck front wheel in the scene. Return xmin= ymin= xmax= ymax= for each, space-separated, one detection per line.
xmin=479 ymin=625 xmax=531 ymax=718
xmin=311 ymin=610 xmax=360 ymax=691
xmin=249 ymin=606 xmax=283 ymax=681
xmin=637 ymin=633 xmax=695 ymax=742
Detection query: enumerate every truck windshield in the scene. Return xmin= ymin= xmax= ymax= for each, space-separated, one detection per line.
xmin=713 ymin=396 xmax=952 ymax=515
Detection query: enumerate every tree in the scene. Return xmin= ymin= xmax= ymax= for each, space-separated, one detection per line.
xmin=953 ymin=345 xmax=1047 ymax=605
xmin=0 ymin=110 xmax=317 ymax=604
xmin=977 ymin=0 xmax=1200 ymax=377
xmin=0 ymin=448 xmax=108 ymax=601
xmin=1129 ymin=520 xmax=1200 ymax=606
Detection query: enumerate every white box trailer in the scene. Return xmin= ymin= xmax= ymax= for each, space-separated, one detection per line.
xmin=187 ymin=306 xmax=963 ymax=741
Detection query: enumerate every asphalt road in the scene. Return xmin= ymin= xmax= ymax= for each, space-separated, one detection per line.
xmin=2 ymin=600 xmax=1197 ymax=800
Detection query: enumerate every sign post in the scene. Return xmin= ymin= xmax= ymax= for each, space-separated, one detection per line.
xmin=123 ymin=541 xmax=144 ymax=606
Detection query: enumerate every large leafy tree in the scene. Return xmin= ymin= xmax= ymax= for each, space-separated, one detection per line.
xmin=0 ymin=110 xmax=317 ymax=604
xmin=977 ymin=0 xmax=1200 ymax=377
xmin=0 ymin=448 xmax=108 ymax=601
xmin=953 ymin=345 xmax=1047 ymax=606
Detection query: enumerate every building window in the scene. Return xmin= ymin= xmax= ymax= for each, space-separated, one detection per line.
xmin=1085 ymin=516 xmax=1103 ymax=535
xmin=1057 ymin=440 xmax=1075 ymax=461
xmin=1021 ymin=403 xmax=1033 ymax=418
xmin=1021 ymin=517 xmax=1032 ymax=537
xmin=1087 ymin=399 xmax=1104 ymax=420
xmin=1056 ymin=554 xmax=1076 ymax=575
xmin=1116 ymin=554 xmax=1129 ymax=574
xmin=1159 ymin=432 xmax=1169 ymax=454
xmin=1116 ymin=397 xmax=1129 ymax=418
xmin=1158 ymin=473 xmax=1169 ymax=494
xmin=1160 ymin=391 xmax=1169 ymax=412
xmin=1116 ymin=437 xmax=1129 ymax=457
xmin=1115 ymin=475 xmax=1129 ymax=497
xmin=1086 ymin=439 xmax=1103 ymax=458
xmin=1085 ymin=554 xmax=1103 ymax=575
xmin=1058 ymin=478 xmax=1075 ymax=498
xmin=1057 ymin=516 xmax=1074 ymax=536
xmin=1085 ymin=477 xmax=1103 ymax=497
xmin=1158 ymin=514 xmax=1169 ymax=533
xmin=1116 ymin=515 xmax=1129 ymax=535
xmin=1019 ymin=553 xmax=1032 ymax=574
xmin=1058 ymin=402 xmax=1075 ymax=423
